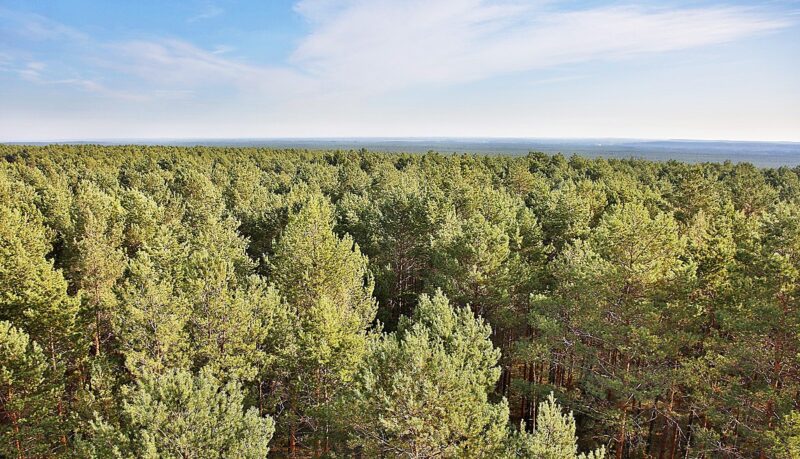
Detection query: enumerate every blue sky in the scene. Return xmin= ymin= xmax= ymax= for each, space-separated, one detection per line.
xmin=1 ymin=0 xmax=798 ymax=141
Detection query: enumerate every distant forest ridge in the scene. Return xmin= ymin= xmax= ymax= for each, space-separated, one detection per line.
xmin=5 ymin=138 xmax=800 ymax=167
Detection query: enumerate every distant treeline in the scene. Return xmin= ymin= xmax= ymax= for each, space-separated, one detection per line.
xmin=0 ymin=145 xmax=798 ymax=458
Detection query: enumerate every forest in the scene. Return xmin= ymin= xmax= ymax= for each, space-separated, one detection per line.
xmin=0 ymin=144 xmax=798 ymax=458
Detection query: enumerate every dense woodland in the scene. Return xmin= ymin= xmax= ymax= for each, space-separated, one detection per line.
xmin=0 ymin=145 xmax=798 ymax=458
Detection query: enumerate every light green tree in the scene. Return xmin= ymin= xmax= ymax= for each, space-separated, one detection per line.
xmin=507 ymin=393 xmax=605 ymax=459
xmin=270 ymin=192 xmax=377 ymax=455
xmin=770 ymin=411 xmax=800 ymax=459
xmin=183 ymin=217 xmax=275 ymax=382
xmin=430 ymin=211 xmax=512 ymax=316
xmin=344 ymin=291 xmax=508 ymax=458
xmin=0 ymin=205 xmax=77 ymax=447
xmin=115 ymin=247 xmax=191 ymax=376
xmin=82 ymin=367 xmax=274 ymax=459
xmin=68 ymin=181 xmax=127 ymax=357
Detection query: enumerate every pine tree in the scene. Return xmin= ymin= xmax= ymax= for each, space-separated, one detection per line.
xmin=430 ymin=210 xmax=512 ymax=316
xmin=770 ymin=411 xmax=800 ymax=459
xmin=0 ymin=205 xmax=78 ymax=364
xmin=183 ymin=217 xmax=274 ymax=382
xmin=81 ymin=367 xmax=274 ymax=458
xmin=344 ymin=291 xmax=508 ymax=458
xmin=115 ymin=248 xmax=191 ymax=376
xmin=0 ymin=205 xmax=78 ymax=447
xmin=270 ymin=192 xmax=377 ymax=455
xmin=68 ymin=182 xmax=127 ymax=357
xmin=507 ymin=393 xmax=605 ymax=459
xmin=0 ymin=321 xmax=64 ymax=457
xmin=530 ymin=201 xmax=691 ymax=457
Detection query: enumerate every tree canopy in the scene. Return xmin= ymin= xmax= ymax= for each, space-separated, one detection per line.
xmin=0 ymin=144 xmax=797 ymax=458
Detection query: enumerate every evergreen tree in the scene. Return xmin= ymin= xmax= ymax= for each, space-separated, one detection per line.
xmin=507 ymin=393 xmax=605 ymax=459
xmin=0 ymin=145 xmax=797 ymax=458
xmin=770 ymin=411 xmax=800 ymax=459
xmin=82 ymin=367 xmax=274 ymax=458
xmin=68 ymin=182 xmax=127 ymax=357
xmin=344 ymin=291 xmax=508 ymax=458
xmin=270 ymin=192 xmax=377 ymax=454
xmin=115 ymin=248 xmax=191 ymax=376
xmin=0 ymin=321 xmax=65 ymax=457
xmin=183 ymin=218 xmax=274 ymax=382
xmin=0 ymin=205 xmax=78 ymax=447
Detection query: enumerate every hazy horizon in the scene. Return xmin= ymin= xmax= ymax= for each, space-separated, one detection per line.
xmin=5 ymin=136 xmax=800 ymax=144
xmin=7 ymin=137 xmax=800 ymax=167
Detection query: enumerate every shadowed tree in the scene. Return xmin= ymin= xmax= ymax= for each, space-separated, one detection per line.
xmin=0 ymin=321 xmax=65 ymax=457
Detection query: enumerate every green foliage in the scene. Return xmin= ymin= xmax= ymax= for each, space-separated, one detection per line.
xmin=68 ymin=181 xmax=127 ymax=356
xmin=0 ymin=321 xmax=65 ymax=457
xmin=770 ymin=411 xmax=800 ymax=458
xmin=345 ymin=291 xmax=508 ymax=458
xmin=82 ymin=367 xmax=274 ymax=458
xmin=507 ymin=394 xmax=605 ymax=459
xmin=1 ymin=145 xmax=798 ymax=458
xmin=269 ymin=192 xmax=377 ymax=452
xmin=0 ymin=205 xmax=79 ymax=363
xmin=115 ymin=248 xmax=191 ymax=376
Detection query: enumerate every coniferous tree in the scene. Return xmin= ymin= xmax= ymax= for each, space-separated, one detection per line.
xmin=115 ymin=248 xmax=191 ymax=376
xmin=68 ymin=182 xmax=127 ymax=358
xmin=270 ymin=192 xmax=376 ymax=454
xmin=0 ymin=205 xmax=78 ymax=447
xmin=81 ymin=367 xmax=274 ymax=458
xmin=770 ymin=411 xmax=800 ymax=459
xmin=0 ymin=321 xmax=65 ymax=457
xmin=0 ymin=145 xmax=797 ymax=458
xmin=344 ymin=291 xmax=508 ymax=458
xmin=507 ymin=393 xmax=605 ymax=459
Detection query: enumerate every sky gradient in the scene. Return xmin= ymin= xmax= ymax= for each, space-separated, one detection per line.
xmin=1 ymin=0 xmax=798 ymax=141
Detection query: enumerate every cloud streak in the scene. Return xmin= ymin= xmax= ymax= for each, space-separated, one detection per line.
xmin=0 ymin=7 xmax=87 ymax=42
xmin=104 ymin=39 xmax=316 ymax=98
xmin=1 ymin=1 xmax=791 ymax=102
xmin=188 ymin=3 xmax=224 ymax=23
xmin=291 ymin=1 xmax=790 ymax=93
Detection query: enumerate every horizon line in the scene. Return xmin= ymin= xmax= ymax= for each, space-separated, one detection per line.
xmin=3 ymin=136 xmax=800 ymax=145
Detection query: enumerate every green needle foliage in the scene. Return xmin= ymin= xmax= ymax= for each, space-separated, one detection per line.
xmin=0 ymin=321 xmax=65 ymax=457
xmin=269 ymin=191 xmax=377 ymax=454
xmin=81 ymin=368 xmax=274 ymax=458
xmin=344 ymin=291 xmax=508 ymax=458
xmin=770 ymin=411 xmax=800 ymax=458
xmin=508 ymin=393 xmax=605 ymax=459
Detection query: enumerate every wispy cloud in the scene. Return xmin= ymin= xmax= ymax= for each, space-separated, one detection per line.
xmin=1 ymin=1 xmax=791 ymax=102
xmin=527 ymin=74 xmax=587 ymax=86
xmin=17 ymin=61 xmax=46 ymax=81
xmin=103 ymin=39 xmax=315 ymax=97
xmin=0 ymin=7 xmax=87 ymax=42
xmin=188 ymin=3 xmax=224 ymax=22
xmin=291 ymin=1 xmax=790 ymax=93
xmin=9 ymin=60 xmax=146 ymax=101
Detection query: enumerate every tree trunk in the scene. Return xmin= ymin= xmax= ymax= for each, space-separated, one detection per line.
xmin=94 ymin=307 xmax=101 ymax=356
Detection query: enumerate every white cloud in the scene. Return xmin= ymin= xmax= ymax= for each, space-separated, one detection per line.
xmin=2 ymin=2 xmax=789 ymax=102
xmin=103 ymin=39 xmax=316 ymax=98
xmin=188 ymin=3 xmax=224 ymax=22
xmin=0 ymin=7 xmax=87 ymax=42
xmin=290 ymin=1 xmax=790 ymax=93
